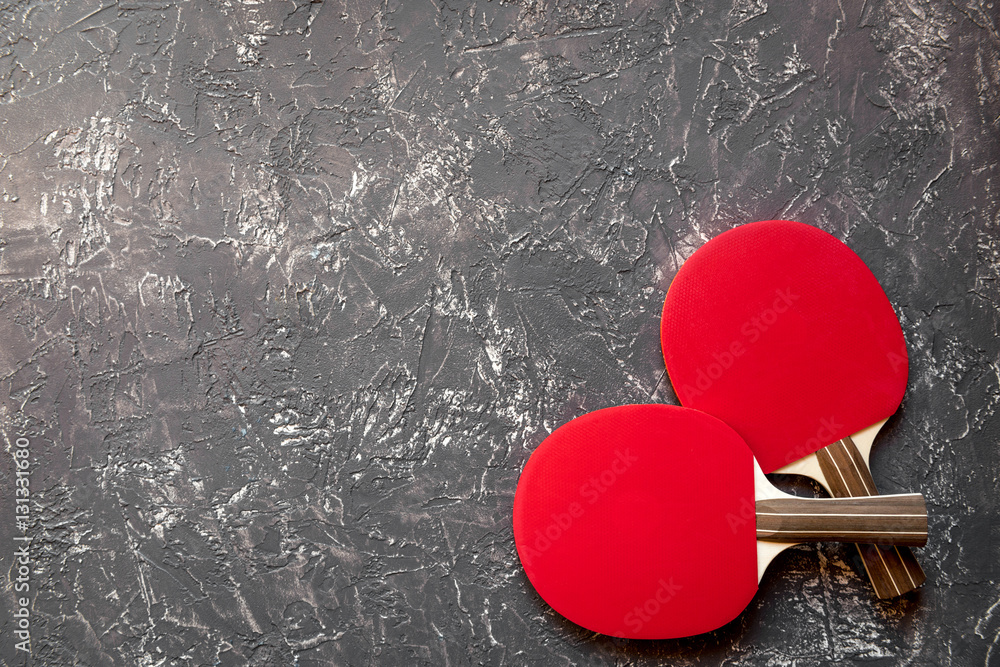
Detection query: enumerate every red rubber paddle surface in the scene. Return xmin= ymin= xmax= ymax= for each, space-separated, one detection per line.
xmin=660 ymin=221 xmax=908 ymax=473
xmin=512 ymin=404 xmax=758 ymax=639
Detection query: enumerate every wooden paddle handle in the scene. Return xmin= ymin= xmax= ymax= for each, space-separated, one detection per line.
xmin=816 ymin=437 xmax=927 ymax=598
xmin=755 ymin=493 xmax=927 ymax=547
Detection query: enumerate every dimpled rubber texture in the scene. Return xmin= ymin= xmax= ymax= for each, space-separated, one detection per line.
xmin=512 ymin=404 xmax=758 ymax=639
xmin=661 ymin=220 xmax=908 ymax=473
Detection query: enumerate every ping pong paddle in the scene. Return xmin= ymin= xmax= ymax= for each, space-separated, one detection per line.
xmin=659 ymin=219 xmax=924 ymax=598
xmin=512 ymin=404 xmax=926 ymax=639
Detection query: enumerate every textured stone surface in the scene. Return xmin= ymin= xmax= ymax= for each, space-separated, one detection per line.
xmin=0 ymin=1 xmax=997 ymax=665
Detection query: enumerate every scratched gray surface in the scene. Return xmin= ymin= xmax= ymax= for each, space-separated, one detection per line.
xmin=0 ymin=1 xmax=998 ymax=665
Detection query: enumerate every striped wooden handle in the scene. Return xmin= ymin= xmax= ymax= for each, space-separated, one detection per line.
xmin=755 ymin=493 xmax=927 ymax=547
xmin=817 ymin=437 xmax=927 ymax=598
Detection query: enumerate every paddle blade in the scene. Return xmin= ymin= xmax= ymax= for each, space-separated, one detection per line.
xmin=512 ymin=404 xmax=758 ymax=639
xmin=661 ymin=220 xmax=907 ymax=473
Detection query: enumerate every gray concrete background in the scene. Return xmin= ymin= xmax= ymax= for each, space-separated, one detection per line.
xmin=0 ymin=0 xmax=998 ymax=665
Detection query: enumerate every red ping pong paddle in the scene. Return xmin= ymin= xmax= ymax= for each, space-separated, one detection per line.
xmin=660 ymin=220 xmax=924 ymax=598
xmin=512 ymin=404 xmax=926 ymax=639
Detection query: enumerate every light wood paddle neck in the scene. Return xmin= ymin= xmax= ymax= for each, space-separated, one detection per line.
xmin=774 ymin=419 xmax=885 ymax=486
